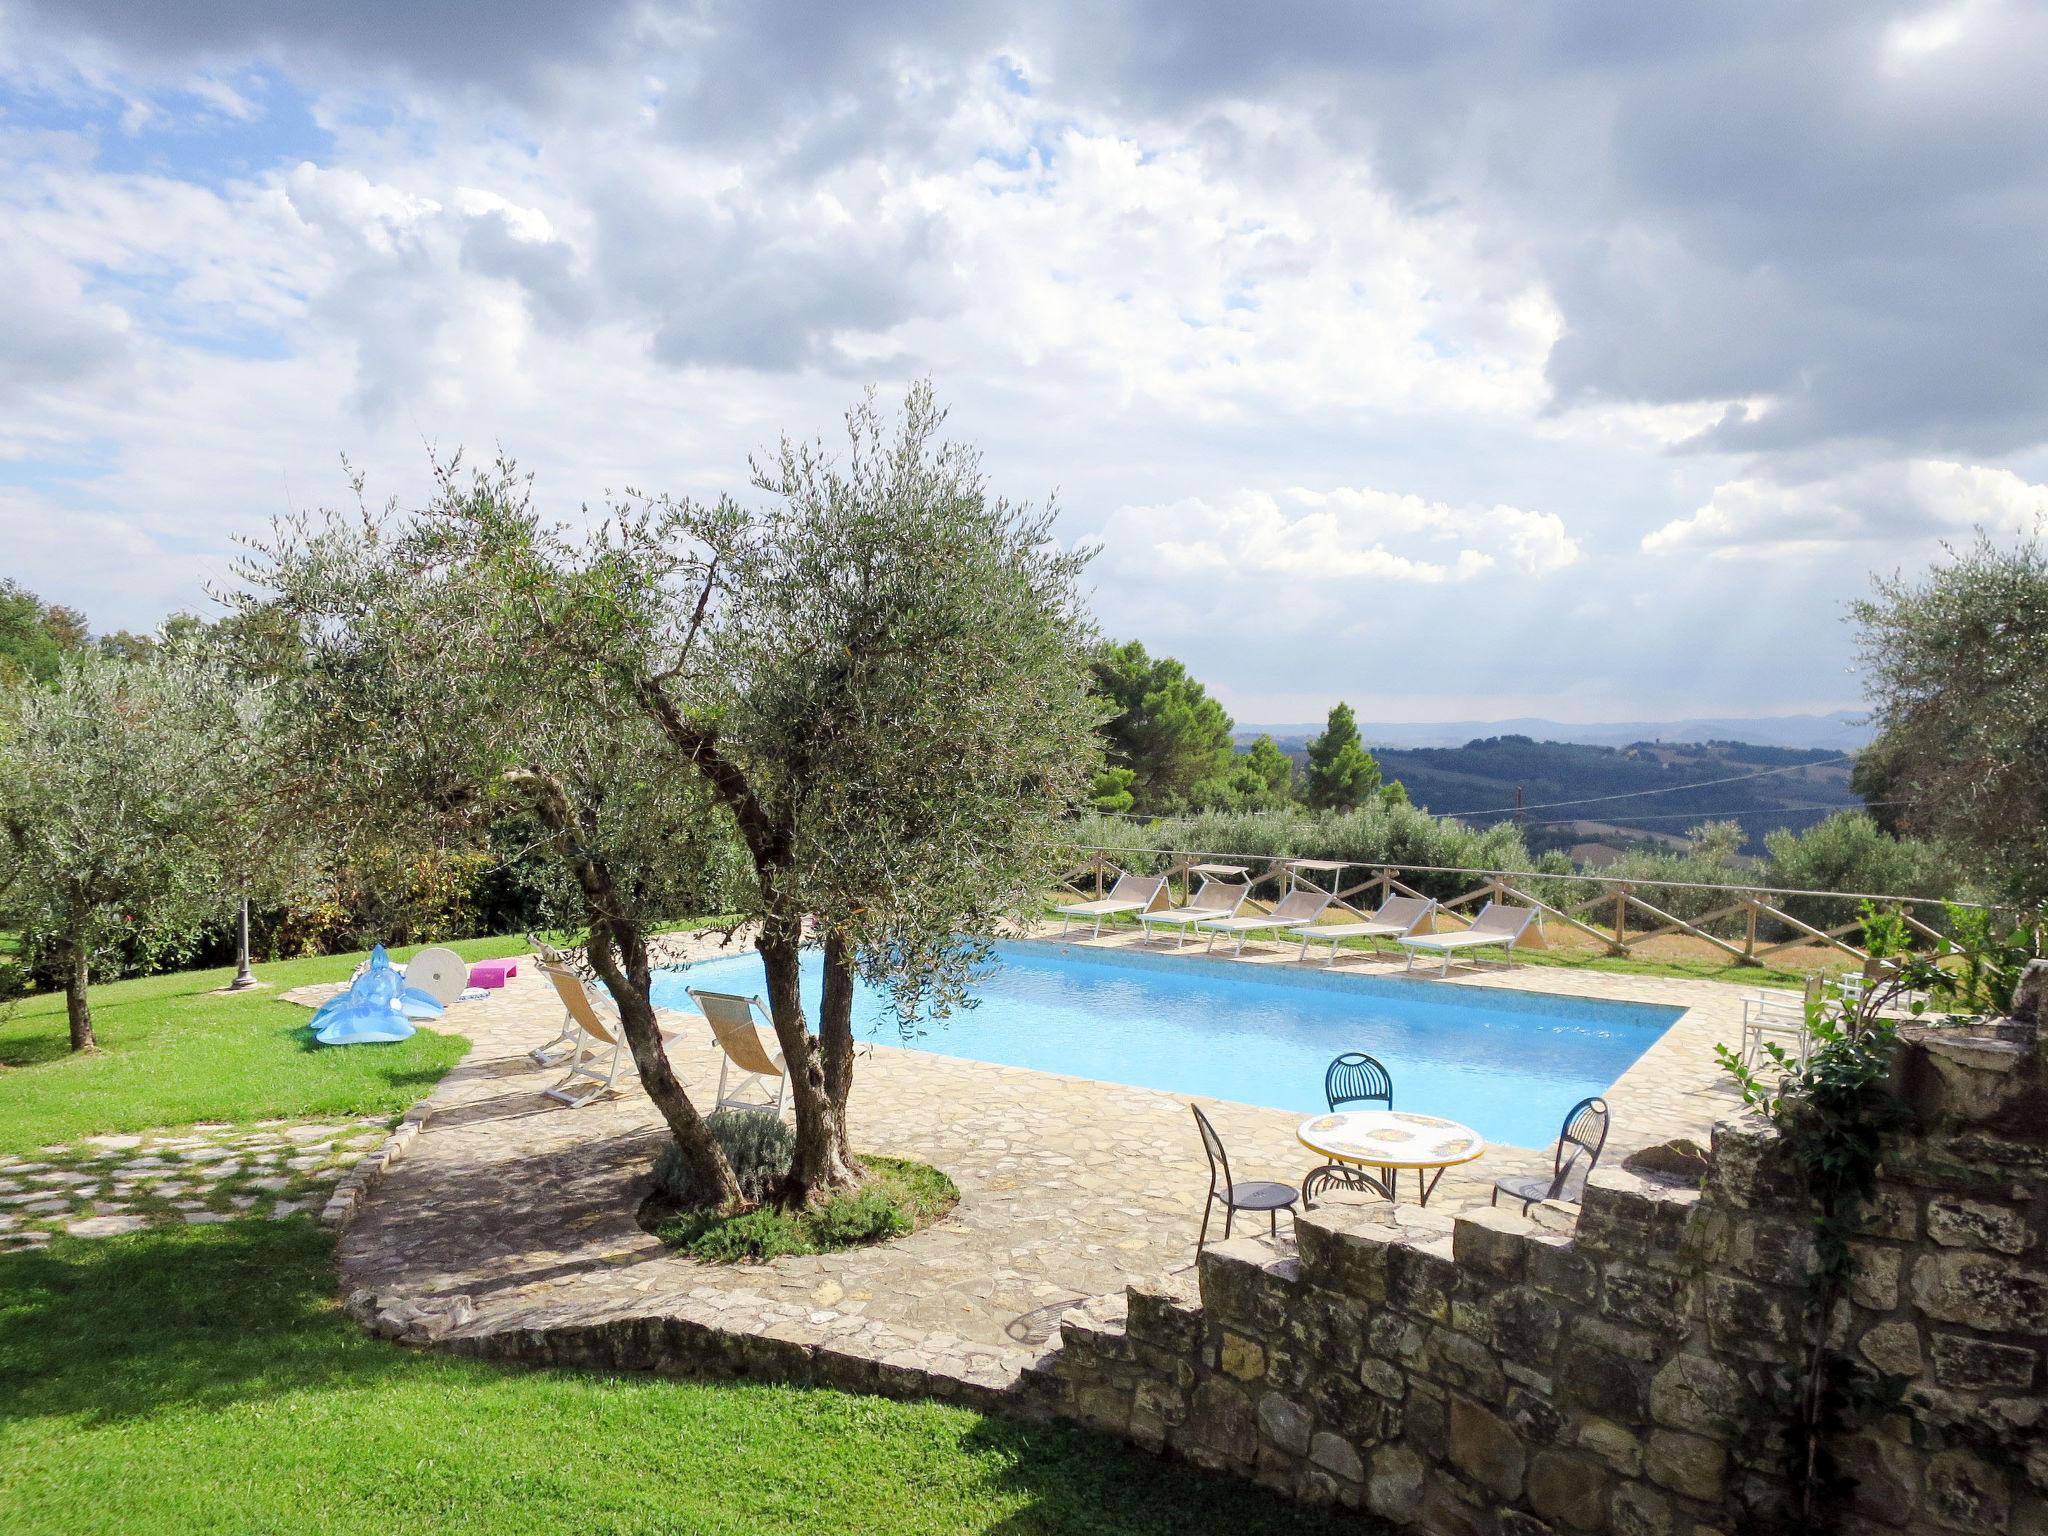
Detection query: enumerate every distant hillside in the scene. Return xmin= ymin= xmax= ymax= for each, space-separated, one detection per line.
xmin=1260 ymin=735 xmax=1864 ymax=854
xmin=1238 ymin=710 xmax=1869 ymax=753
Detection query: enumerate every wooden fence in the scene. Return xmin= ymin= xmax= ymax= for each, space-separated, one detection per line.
xmin=1057 ymin=845 xmax=1991 ymax=969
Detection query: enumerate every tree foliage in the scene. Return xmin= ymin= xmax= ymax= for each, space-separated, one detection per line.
xmin=235 ymin=383 xmax=1099 ymax=1207
xmin=1228 ymin=734 xmax=1296 ymax=810
xmin=1303 ymin=703 xmax=1383 ymax=811
xmin=0 ymin=652 xmax=260 ymax=1048
xmin=1854 ymin=528 xmax=2048 ymax=905
xmin=1089 ymin=640 xmax=1235 ymax=811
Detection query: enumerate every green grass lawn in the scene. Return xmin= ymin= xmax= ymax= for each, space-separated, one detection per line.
xmin=0 ymin=938 xmax=533 ymax=1156
xmin=0 ymin=1220 xmax=1348 ymax=1535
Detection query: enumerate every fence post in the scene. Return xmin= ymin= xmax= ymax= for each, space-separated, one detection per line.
xmin=1612 ymin=884 xmax=1630 ymax=956
xmin=1092 ymin=852 xmax=1105 ymax=898
xmin=1743 ymin=898 xmax=1759 ymax=963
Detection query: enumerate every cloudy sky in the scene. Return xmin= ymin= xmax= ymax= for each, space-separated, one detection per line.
xmin=4 ymin=2 xmax=2045 ymax=725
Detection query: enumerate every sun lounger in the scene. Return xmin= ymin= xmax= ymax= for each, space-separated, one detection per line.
xmin=1197 ymin=888 xmax=1333 ymax=956
xmin=1137 ymin=878 xmax=1253 ymax=948
xmin=1397 ymin=901 xmax=1535 ymax=976
xmin=689 ymin=988 xmax=790 ymax=1115
xmin=1055 ymin=872 xmax=1170 ymax=938
xmin=538 ymin=962 xmax=695 ymax=1107
xmin=1295 ymin=894 xmax=1438 ymax=967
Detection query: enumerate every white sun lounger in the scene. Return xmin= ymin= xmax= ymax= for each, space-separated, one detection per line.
xmin=1397 ymin=901 xmax=1536 ymax=977
xmin=1137 ymin=877 xmax=1251 ymax=949
xmin=1295 ymin=894 xmax=1439 ymax=967
xmin=538 ymin=962 xmax=695 ymax=1108
xmin=1056 ymin=872 xmax=1170 ymax=938
xmin=689 ymin=988 xmax=790 ymax=1116
xmin=1197 ymin=888 xmax=1333 ymax=957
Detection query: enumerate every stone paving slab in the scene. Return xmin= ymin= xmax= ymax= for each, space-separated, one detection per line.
xmin=323 ymin=928 xmax=1755 ymax=1394
xmin=0 ymin=1119 xmax=393 ymax=1253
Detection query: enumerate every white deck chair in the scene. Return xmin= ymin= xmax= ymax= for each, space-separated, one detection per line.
xmin=1055 ymin=872 xmax=1171 ymax=937
xmin=1296 ymin=894 xmax=1438 ymax=967
xmin=406 ymin=946 xmax=470 ymax=1007
xmin=1397 ymin=901 xmax=1536 ymax=976
xmin=1740 ymin=984 xmax=1815 ymax=1070
xmin=689 ymin=988 xmax=790 ymax=1116
xmin=538 ymin=963 xmax=694 ymax=1108
xmin=1137 ymin=878 xmax=1252 ymax=949
xmin=1197 ymin=888 xmax=1333 ymax=956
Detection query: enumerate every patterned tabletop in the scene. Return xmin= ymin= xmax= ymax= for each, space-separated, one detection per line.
xmin=1296 ymin=1109 xmax=1488 ymax=1169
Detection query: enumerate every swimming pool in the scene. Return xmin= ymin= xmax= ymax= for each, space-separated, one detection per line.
xmin=651 ymin=940 xmax=1682 ymax=1149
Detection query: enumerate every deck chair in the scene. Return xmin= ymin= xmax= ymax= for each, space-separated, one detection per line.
xmin=1397 ymin=901 xmax=1535 ymax=976
xmin=1196 ymin=887 xmax=1332 ymax=956
xmin=689 ymin=988 xmax=790 ymax=1116
xmin=1137 ymin=878 xmax=1252 ymax=949
xmin=537 ymin=962 xmax=694 ymax=1108
xmin=1055 ymin=872 xmax=1170 ymax=938
xmin=1295 ymin=894 xmax=1438 ymax=967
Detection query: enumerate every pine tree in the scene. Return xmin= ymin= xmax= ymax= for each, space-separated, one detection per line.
xmin=1304 ymin=702 xmax=1383 ymax=811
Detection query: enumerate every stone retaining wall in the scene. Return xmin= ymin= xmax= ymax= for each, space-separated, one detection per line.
xmin=1030 ymin=993 xmax=2048 ymax=1534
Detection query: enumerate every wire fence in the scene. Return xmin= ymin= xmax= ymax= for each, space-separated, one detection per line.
xmin=1056 ymin=844 xmax=2005 ymax=969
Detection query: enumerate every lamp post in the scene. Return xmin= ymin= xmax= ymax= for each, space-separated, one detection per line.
xmin=227 ymin=884 xmax=260 ymax=991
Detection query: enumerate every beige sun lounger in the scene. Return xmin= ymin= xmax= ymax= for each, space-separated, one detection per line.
xmin=1196 ymin=888 xmax=1333 ymax=957
xmin=1056 ymin=872 xmax=1170 ymax=938
xmin=1137 ymin=878 xmax=1252 ymax=949
xmin=538 ymin=962 xmax=696 ymax=1108
xmin=1397 ymin=901 xmax=1535 ymax=976
xmin=688 ymin=988 xmax=790 ymax=1115
xmin=1295 ymin=894 xmax=1438 ymax=967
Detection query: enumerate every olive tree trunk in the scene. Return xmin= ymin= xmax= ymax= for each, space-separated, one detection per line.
xmin=756 ymin=913 xmax=859 ymax=1204
xmin=818 ymin=928 xmax=860 ymax=1165
xmin=64 ymin=939 xmax=96 ymax=1053
xmin=508 ymin=767 xmax=741 ymax=1209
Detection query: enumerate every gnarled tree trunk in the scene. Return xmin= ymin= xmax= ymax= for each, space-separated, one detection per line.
xmin=757 ymin=911 xmax=859 ymax=1204
xmin=818 ymin=927 xmax=860 ymax=1168
xmin=508 ymin=767 xmax=741 ymax=1209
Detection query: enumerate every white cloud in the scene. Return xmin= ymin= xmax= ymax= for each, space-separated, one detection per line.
xmin=1642 ymin=459 xmax=2048 ymax=559
xmin=1095 ymin=486 xmax=1578 ymax=588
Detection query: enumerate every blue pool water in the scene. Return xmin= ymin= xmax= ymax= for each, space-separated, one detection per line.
xmin=651 ymin=941 xmax=1681 ymax=1149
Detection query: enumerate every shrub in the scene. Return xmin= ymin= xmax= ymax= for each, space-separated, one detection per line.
xmin=653 ymin=1110 xmax=795 ymax=1205
xmin=648 ymin=1155 xmax=959 ymax=1262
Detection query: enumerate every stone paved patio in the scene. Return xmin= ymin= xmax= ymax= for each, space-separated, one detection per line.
xmin=320 ymin=929 xmax=1757 ymax=1397
xmin=0 ymin=1119 xmax=392 ymax=1253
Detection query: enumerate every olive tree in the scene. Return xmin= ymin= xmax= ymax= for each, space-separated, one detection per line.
xmin=0 ymin=652 xmax=256 ymax=1049
xmin=1854 ymin=528 xmax=2048 ymax=906
xmin=236 ymin=383 xmax=1101 ymax=1206
xmin=720 ymin=391 xmax=1103 ymax=1191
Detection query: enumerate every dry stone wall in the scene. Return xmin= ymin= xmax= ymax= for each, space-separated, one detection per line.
xmin=1030 ymin=995 xmax=2048 ymax=1535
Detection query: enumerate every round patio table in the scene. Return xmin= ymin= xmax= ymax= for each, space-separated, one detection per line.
xmin=1296 ymin=1109 xmax=1487 ymax=1207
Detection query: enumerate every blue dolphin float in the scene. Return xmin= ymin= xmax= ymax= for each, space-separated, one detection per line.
xmin=311 ymin=945 xmax=445 ymax=1045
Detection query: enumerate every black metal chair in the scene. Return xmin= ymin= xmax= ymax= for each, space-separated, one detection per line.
xmin=1191 ymin=1103 xmax=1298 ymax=1251
xmin=1324 ymin=1051 xmax=1394 ymax=1112
xmin=1492 ymin=1096 xmax=1610 ymax=1214
xmin=1301 ymin=1163 xmax=1395 ymax=1211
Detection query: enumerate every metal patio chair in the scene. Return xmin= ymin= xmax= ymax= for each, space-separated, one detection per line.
xmin=1301 ymin=1164 xmax=1396 ymax=1211
xmin=1324 ymin=1051 xmax=1394 ymax=1113
xmin=1191 ymin=1103 xmax=1298 ymax=1251
xmin=1492 ymin=1096 xmax=1610 ymax=1214
xmin=1300 ymin=1052 xmax=1399 ymax=1202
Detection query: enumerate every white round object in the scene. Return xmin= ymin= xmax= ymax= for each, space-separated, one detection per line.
xmin=406 ymin=946 xmax=470 ymax=1006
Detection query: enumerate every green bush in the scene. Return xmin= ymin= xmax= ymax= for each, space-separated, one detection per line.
xmin=650 ymin=1155 xmax=959 ymax=1262
xmin=1063 ymin=803 xmax=1535 ymax=902
xmin=653 ymin=1110 xmax=795 ymax=1205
